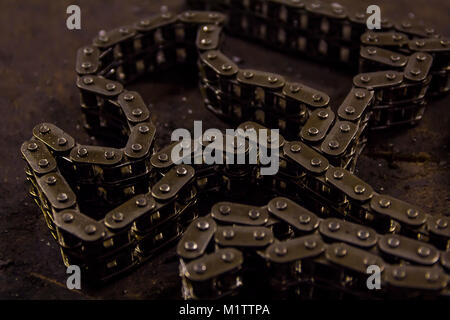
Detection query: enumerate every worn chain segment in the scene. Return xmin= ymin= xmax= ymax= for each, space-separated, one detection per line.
xmin=19 ymin=0 xmax=449 ymax=297
xmin=178 ymin=196 xmax=450 ymax=299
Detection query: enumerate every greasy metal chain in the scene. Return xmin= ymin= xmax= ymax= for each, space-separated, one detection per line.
xmin=179 ymin=196 xmax=450 ymax=299
xmin=19 ymin=0 xmax=449 ymax=298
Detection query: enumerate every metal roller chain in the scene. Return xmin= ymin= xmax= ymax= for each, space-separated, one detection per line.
xmin=19 ymin=0 xmax=450 ymax=298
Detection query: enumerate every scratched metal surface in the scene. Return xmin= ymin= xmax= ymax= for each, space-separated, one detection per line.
xmin=0 ymin=0 xmax=448 ymax=299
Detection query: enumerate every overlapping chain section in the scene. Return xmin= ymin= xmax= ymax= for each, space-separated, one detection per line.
xmin=178 ymin=200 xmax=450 ymax=299
xmin=177 ymin=124 xmax=450 ymax=298
xmin=19 ymin=1 xmax=449 ymax=291
xmin=21 ymin=121 xmax=201 ymax=281
xmin=21 ymin=11 xmax=231 ymax=283
xmin=189 ymin=0 xmax=450 ymax=131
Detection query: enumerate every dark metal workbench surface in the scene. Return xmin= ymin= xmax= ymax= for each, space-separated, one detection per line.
xmin=0 ymin=0 xmax=448 ymax=299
